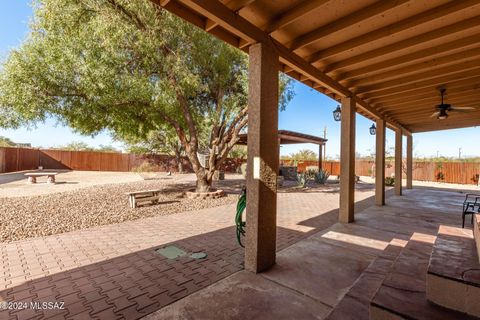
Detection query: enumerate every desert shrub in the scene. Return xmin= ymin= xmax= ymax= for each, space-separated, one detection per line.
xmin=385 ymin=176 xmax=395 ymax=186
xmin=314 ymin=169 xmax=330 ymax=184
xmin=297 ymin=169 xmax=316 ymax=188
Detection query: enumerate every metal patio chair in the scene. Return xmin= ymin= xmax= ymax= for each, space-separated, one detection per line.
xmin=462 ymin=193 xmax=480 ymax=228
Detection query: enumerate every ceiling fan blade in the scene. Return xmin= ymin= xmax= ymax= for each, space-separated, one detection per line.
xmin=450 ymin=106 xmax=476 ymax=110
xmin=430 ymin=111 xmax=440 ymax=118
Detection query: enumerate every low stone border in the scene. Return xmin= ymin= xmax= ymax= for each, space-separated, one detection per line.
xmin=184 ymin=189 xmax=225 ymax=199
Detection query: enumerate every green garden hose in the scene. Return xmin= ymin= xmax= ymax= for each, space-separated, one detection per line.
xmin=235 ymin=187 xmax=247 ymax=247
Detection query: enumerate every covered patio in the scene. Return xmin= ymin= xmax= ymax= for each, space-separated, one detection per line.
xmin=151 ymin=0 xmax=480 ymax=319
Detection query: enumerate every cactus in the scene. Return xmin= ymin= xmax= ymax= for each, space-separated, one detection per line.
xmin=314 ymin=169 xmax=330 ymax=184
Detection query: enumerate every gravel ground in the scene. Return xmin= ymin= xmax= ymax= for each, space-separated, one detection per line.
xmin=0 ymin=179 xmax=237 ymax=243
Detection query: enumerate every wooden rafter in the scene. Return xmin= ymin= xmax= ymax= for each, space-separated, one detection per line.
xmin=323 ymin=16 xmax=480 ymax=73
xmin=263 ymin=0 xmax=329 ymax=34
xmin=348 ymin=50 xmax=480 ymax=88
xmin=307 ymin=0 xmax=480 ymax=62
xmin=289 ymin=0 xmax=409 ymax=51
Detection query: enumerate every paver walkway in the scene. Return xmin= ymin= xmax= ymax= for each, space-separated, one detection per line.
xmin=0 ymin=183 xmax=380 ymax=319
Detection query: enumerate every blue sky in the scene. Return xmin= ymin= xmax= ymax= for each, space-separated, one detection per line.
xmin=1 ymin=1 xmax=479 ymax=158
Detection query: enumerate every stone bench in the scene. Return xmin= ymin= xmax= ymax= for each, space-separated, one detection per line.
xmin=126 ymin=189 xmax=163 ymax=208
xmin=24 ymin=172 xmax=59 ymax=184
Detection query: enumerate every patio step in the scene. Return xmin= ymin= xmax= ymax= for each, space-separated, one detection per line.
xmin=475 ymin=214 xmax=480 ymax=263
xmin=326 ymin=240 xmax=407 ymax=320
xmin=370 ymin=232 xmax=476 ymax=320
xmin=426 ymin=225 xmax=480 ymax=318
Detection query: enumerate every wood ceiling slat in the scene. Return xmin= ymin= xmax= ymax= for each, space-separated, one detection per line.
xmin=356 ymin=60 xmax=480 ymax=95
xmin=323 ymin=16 xmax=480 ymax=73
xmin=263 ymin=0 xmax=330 ymax=34
xmin=337 ymin=34 xmax=480 ymax=81
xmin=360 ymin=68 xmax=480 ymax=100
xmin=307 ymin=0 xmax=480 ymax=62
xmin=378 ymin=90 xmax=480 ymax=110
xmin=367 ymin=78 xmax=480 ymax=105
xmin=287 ymin=0 xmax=409 ymax=51
xmin=348 ymin=47 xmax=480 ymax=87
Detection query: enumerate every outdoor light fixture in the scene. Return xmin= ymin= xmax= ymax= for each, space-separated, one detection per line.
xmin=332 ymin=105 xmax=341 ymax=122
xmin=437 ymin=109 xmax=448 ymax=120
xmin=369 ymin=123 xmax=376 ymax=135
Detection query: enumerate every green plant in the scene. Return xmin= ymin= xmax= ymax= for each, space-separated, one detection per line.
xmin=296 ymin=173 xmax=308 ymax=188
xmin=436 ymin=172 xmax=445 ymax=181
xmin=385 ymin=176 xmax=395 ymax=186
xmin=314 ymin=169 xmax=330 ymax=184
xmin=132 ymin=161 xmax=158 ymax=173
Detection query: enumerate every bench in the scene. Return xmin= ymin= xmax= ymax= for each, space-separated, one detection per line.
xmin=126 ymin=189 xmax=163 ymax=208
xmin=24 ymin=172 xmax=59 ymax=184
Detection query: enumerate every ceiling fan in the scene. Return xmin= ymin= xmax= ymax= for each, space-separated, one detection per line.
xmin=431 ymin=88 xmax=475 ymax=120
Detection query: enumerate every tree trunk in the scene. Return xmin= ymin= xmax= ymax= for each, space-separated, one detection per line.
xmin=196 ymin=170 xmax=212 ymax=192
xmin=174 ymin=149 xmax=183 ymax=173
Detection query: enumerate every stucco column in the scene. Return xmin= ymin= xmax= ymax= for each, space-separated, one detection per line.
xmin=406 ymin=135 xmax=413 ymax=189
xmin=245 ymin=42 xmax=279 ymax=273
xmin=375 ymin=119 xmax=386 ymax=206
xmin=318 ymin=144 xmax=323 ymax=171
xmin=395 ymin=129 xmax=403 ymax=196
xmin=339 ymin=97 xmax=356 ymax=223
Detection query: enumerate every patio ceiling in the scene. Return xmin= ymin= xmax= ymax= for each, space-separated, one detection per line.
xmin=154 ymin=0 xmax=480 ymax=133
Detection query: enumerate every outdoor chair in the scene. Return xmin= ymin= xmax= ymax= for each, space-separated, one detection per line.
xmin=462 ymin=193 xmax=480 ymax=228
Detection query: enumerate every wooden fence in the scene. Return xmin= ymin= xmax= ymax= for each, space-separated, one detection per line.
xmin=1 ymin=147 xmax=479 ymax=185
xmin=0 ymin=147 xmax=243 ymax=174
xmin=280 ymin=159 xmax=480 ymax=185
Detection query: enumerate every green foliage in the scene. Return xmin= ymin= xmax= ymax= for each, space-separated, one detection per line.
xmin=0 ymin=136 xmax=15 ymax=147
xmin=283 ymin=149 xmax=318 ymax=161
xmin=228 ymin=145 xmax=247 ymax=160
xmin=296 ymin=172 xmax=307 ymax=188
xmin=297 ymin=169 xmax=316 ymax=188
xmin=54 ymin=141 xmax=95 ymax=151
xmin=314 ymin=169 xmax=330 ymax=184
xmin=385 ymin=176 xmax=395 ymax=186
xmin=0 ymin=0 xmax=294 ymax=191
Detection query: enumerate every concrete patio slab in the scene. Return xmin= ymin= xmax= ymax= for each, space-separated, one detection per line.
xmin=146 ymin=271 xmax=331 ymax=320
xmin=261 ymin=238 xmax=375 ymax=308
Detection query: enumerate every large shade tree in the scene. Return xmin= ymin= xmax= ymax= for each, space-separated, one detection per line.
xmin=0 ymin=0 xmax=293 ymax=192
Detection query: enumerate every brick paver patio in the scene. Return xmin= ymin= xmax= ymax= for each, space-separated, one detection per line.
xmin=0 ymin=183 xmax=383 ymax=319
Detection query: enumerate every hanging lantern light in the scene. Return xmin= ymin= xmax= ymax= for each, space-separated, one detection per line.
xmin=332 ymin=105 xmax=341 ymax=122
xmin=369 ymin=123 xmax=376 ymax=135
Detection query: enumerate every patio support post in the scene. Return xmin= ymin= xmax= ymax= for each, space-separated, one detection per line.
xmin=245 ymin=42 xmax=279 ymax=273
xmin=406 ymin=135 xmax=413 ymax=189
xmin=395 ymin=129 xmax=403 ymax=196
xmin=339 ymin=96 xmax=356 ymax=223
xmin=318 ymin=144 xmax=323 ymax=171
xmin=375 ymin=119 xmax=386 ymax=206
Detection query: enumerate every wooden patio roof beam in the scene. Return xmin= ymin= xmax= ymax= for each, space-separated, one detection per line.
xmin=263 ymin=0 xmax=330 ymax=34
xmin=337 ymin=34 xmax=480 ymax=81
xmin=323 ymin=16 xmax=480 ymax=73
xmin=350 ymin=55 xmax=480 ymax=89
xmin=307 ymin=0 xmax=480 ymax=63
xmin=289 ymin=0 xmax=409 ymax=51
xmin=376 ymin=91 xmax=480 ymax=110
xmin=358 ymin=67 xmax=480 ymax=99
xmin=366 ymin=78 xmax=480 ymax=105
xmin=342 ymin=46 xmax=480 ymax=86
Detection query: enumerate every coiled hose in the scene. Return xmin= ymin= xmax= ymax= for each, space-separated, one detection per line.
xmin=235 ymin=187 xmax=247 ymax=247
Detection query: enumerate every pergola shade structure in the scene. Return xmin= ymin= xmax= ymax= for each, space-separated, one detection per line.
xmin=237 ymin=130 xmax=328 ymax=171
xmin=153 ymin=0 xmax=480 ymax=272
